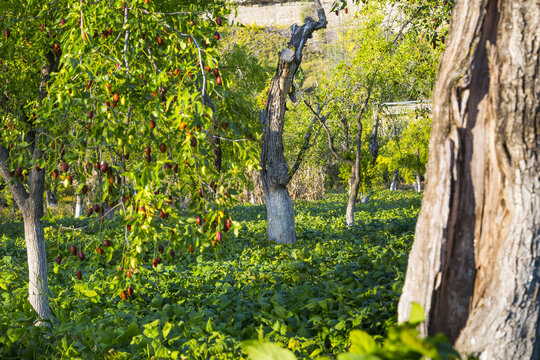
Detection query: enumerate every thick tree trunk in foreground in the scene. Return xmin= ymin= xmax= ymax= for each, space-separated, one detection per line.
xmin=260 ymin=0 xmax=326 ymax=244
xmin=398 ymin=1 xmax=539 ymax=358
xmin=260 ymin=47 xmax=299 ymax=244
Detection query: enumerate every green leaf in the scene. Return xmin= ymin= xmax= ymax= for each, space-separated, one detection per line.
xmin=349 ymin=330 xmax=377 ymax=354
xmin=205 ymin=317 xmax=213 ymax=333
xmin=409 ymin=302 xmax=425 ymax=325
xmin=143 ymin=320 xmax=160 ymax=339
xmin=125 ymin=322 xmax=141 ymax=338
xmin=162 ymin=321 xmax=174 ymax=339
xmin=7 ymin=328 xmax=24 ymax=342
xmin=337 ymin=354 xmax=379 ymax=360
xmin=81 ymin=288 xmax=98 ymax=298
xmin=243 ymin=341 xmax=297 ymax=360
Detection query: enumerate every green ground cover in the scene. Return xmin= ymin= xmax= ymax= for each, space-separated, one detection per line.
xmin=0 ymin=190 xmax=421 ymax=359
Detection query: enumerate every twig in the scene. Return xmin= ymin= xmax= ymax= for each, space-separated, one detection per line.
xmin=122 ymin=1 xmax=131 ymax=79
xmin=304 ymin=100 xmax=352 ymax=165
xmin=59 ymin=203 xmax=123 ymax=231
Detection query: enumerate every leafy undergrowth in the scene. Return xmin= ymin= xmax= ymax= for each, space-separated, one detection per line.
xmin=0 ymin=190 xmax=421 ymax=359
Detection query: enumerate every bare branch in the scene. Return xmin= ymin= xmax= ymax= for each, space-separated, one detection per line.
xmin=137 ymin=15 xmax=158 ymax=74
xmin=304 ymin=100 xmax=352 ymax=166
xmin=156 ymin=21 xmax=207 ymax=98
xmin=122 ymin=1 xmax=131 ymax=79
xmin=59 ymin=203 xmax=123 ymax=231
xmin=289 ymin=108 xmax=320 ymax=179
xmin=289 ymin=0 xmax=327 ymax=63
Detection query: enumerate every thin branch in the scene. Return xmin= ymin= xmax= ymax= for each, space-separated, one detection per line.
xmin=122 ymin=1 xmax=131 ymax=79
xmin=157 ymin=20 xmax=207 ymax=98
xmin=137 ymin=15 xmax=158 ymax=74
xmin=212 ymin=136 xmax=253 ymax=143
xmin=304 ymin=100 xmax=352 ymax=166
xmin=59 ymin=203 xmax=123 ymax=231
xmin=289 ymin=111 xmax=320 ymax=179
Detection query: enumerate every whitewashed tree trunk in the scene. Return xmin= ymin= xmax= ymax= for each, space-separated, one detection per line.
xmin=415 ymin=172 xmax=421 ymax=193
xmin=345 ymin=166 xmax=360 ymax=226
xmin=74 ymin=195 xmax=83 ymax=218
xmin=264 ymin=185 xmax=296 ymax=244
xmin=0 ymin=156 xmax=50 ymax=323
xmin=23 ymin=210 xmax=50 ymax=323
xmin=260 ymin=0 xmax=326 ymax=243
xmin=398 ymin=0 xmax=540 ymax=358
xmin=390 ymin=170 xmax=399 ymax=191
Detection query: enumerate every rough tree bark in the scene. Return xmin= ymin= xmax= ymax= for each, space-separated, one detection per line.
xmin=260 ymin=0 xmax=326 ymax=244
xmin=398 ymin=0 xmax=539 ymax=359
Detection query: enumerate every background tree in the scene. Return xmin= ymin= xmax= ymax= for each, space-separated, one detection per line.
xmin=305 ymin=3 xmax=440 ymax=225
xmin=377 ymin=106 xmax=432 ymax=191
xmin=334 ymin=0 xmax=454 ymax=50
xmin=397 ymin=0 xmax=540 ymax=358
xmin=259 ymin=0 xmax=327 ymax=244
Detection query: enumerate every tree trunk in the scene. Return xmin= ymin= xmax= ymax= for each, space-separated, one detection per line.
xmin=390 ymin=170 xmax=399 ymax=191
xmin=22 ymin=210 xmax=50 ymax=322
xmin=74 ymin=195 xmax=83 ymax=218
xmin=264 ymin=184 xmax=297 ymax=244
xmin=415 ymin=172 xmax=421 ymax=193
xmin=260 ymin=0 xmax=326 ymax=244
xmin=260 ymin=47 xmax=299 ymax=244
xmin=361 ymin=187 xmax=371 ymax=204
xmin=345 ymin=166 xmax=360 ymax=226
xmin=46 ymin=183 xmax=58 ymax=208
xmin=346 ymin=109 xmax=364 ymax=224
xmin=398 ymin=0 xmax=540 ymax=358
xmin=0 ymin=156 xmax=50 ymax=323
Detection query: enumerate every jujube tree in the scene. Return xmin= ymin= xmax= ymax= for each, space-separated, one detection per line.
xmin=0 ymin=0 xmax=256 ymax=322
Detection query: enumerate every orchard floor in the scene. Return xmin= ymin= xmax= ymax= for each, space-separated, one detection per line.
xmin=0 ymin=190 xmax=421 ymax=359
